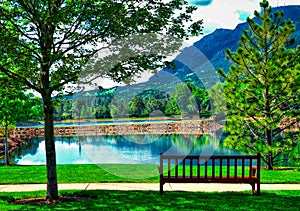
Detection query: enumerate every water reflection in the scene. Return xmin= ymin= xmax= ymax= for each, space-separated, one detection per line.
xmin=11 ymin=134 xmax=242 ymax=165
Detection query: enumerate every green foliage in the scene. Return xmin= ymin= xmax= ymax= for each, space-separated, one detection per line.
xmin=168 ymin=82 xmax=210 ymax=117
xmin=209 ymin=82 xmax=227 ymax=115
xmin=0 ymin=0 xmax=203 ymax=199
xmin=0 ymin=75 xmax=41 ymax=128
xmin=0 ymin=0 xmax=203 ymax=95
xmin=218 ymin=1 xmax=300 ymax=169
xmin=0 ymin=74 xmax=42 ymax=165
xmin=129 ymin=96 xmax=147 ymax=117
xmin=52 ymin=82 xmax=212 ymax=119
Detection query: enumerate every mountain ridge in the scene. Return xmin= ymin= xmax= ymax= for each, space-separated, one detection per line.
xmin=189 ymin=5 xmax=300 ymax=75
xmin=77 ymin=6 xmax=300 ymax=99
xmin=103 ymin=5 xmax=300 ymax=100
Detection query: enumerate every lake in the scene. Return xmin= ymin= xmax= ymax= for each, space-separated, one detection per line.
xmin=10 ymin=134 xmax=242 ymax=165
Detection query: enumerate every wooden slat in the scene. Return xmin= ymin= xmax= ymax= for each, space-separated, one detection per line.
xmin=220 ymin=158 xmax=222 ymax=179
xmin=190 ymin=158 xmax=193 ymax=178
xmin=212 ymin=158 xmax=215 ymax=179
xmin=205 ymin=160 xmax=208 ymax=179
xmin=257 ymin=153 xmax=261 ymax=179
xmin=249 ymin=159 xmax=253 ymax=179
xmin=197 ymin=158 xmax=200 ymax=179
xmin=175 ymin=159 xmax=178 ymax=178
xmin=227 ymin=158 xmax=230 ymax=179
xmin=242 ymin=159 xmax=245 ymax=179
xmin=168 ymin=158 xmax=171 ymax=178
xmin=159 ymin=153 xmax=261 ymax=195
xmin=183 ymin=158 xmax=186 ymax=178
xmin=234 ymin=158 xmax=237 ymax=180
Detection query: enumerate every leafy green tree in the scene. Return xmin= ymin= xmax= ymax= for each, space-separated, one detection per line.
xmin=129 ymin=96 xmax=147 ymax=117
xmin=218 ymin=0 xmax=300 ymax=170
xmin=0 ymin=0 xmax=202 ymax=199
xmin=186 ymin=82 xmax=211 ymax=114
xmin=62 ymin=98 xmax=73 ymax=120
xmin=0 ymin=75 xmax=42 ymax=165
xmin=209 ymin=82 xmax=227 ymax=116
xmin=171 ymin=83 xmax=203 ymax=117
xmin=110 ymin=98 xmax=128 ymax=118
xmin=146 ymin=98 xmax=164 ymax=115
xmin=164 ymin=96 xmax=180 ymax=116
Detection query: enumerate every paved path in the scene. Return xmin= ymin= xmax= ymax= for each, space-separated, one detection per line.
xmin=0 ymin=183 xmax=300 ymax=192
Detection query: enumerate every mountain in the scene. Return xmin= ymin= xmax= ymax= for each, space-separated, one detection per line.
xmin=151 ymin=5 xmax=300 ymax=84
xmin=75 ymin=6 xmax=300 ymax=102
xmin=195 ymin=5 xmax=300 ymax=73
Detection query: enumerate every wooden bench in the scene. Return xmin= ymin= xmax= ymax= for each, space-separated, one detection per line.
xmin=158 ymin=153 xmax=261 ymax=195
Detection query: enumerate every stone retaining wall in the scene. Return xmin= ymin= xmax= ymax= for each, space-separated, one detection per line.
xmin=13 ymin=121 xmax=224 ymax=139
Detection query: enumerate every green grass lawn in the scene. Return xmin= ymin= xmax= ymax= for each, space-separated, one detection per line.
xmin=0 ymin=164 xmax=299 ymax=210
xmin=0 ymin=164 xmax=300 ymax=184
xmin=0 ymin=190 xmax=299 ymax=210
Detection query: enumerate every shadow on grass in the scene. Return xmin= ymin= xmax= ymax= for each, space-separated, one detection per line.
xmin=1 ymin=190 xmax=300 ymax=210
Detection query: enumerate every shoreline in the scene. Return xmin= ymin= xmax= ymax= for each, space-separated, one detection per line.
xmin=13 ymin=119 xmax=224 ymax=139
xmin=16 ymin=116 xmax=215 ymax=128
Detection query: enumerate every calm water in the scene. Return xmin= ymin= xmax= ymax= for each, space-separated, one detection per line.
xmin=10 ymin=134 xmax=242 ymax=165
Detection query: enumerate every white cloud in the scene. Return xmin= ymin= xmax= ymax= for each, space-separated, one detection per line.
xmin=84 ymin=0 xmax=300 ymax=89
xmin=191 ymin=0 xmax=259 ymax=33
xmin=188 ymin=0 xmax=299 ymax=43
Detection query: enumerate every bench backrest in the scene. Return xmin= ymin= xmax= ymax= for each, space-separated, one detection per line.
xmin=159 ymin=153 xmax=261 ymax=180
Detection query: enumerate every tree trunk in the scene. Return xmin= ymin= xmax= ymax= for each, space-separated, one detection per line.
xmin=43 ymin=95 xmax=58 ymax=201
xmin=266 ymin=128 xmax=273 ymax=170
xmin=265 ymin=84 xmax=273 ymax=170
xmin=5 ymin=125 xmax=9 ymax=166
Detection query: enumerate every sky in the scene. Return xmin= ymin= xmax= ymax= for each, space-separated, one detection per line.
xmin=189 ymin=0 xmax=299 ymax=38
xmin=97 ymin=0 xmax=300 ymax=88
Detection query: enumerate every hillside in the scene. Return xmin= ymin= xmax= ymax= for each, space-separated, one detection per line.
xmin=54 ymin=5 xmax=300 ymax=120
xmin=110 ymin=5 xmax=300 ymax=111
xmin=149 ymin=5 xmax=300 ymax=85
xmin=192 ymin=5 xmax=300 ymax=74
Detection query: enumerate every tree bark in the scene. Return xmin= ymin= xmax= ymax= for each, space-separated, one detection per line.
xmin=43 ymin=94 xmax=58 ymax=201
xmin=5 ymin=125 xmax=9 ymax=166
xmin=266 ymin=128 xmax=274 ymax=170
xmin=265 ymin=84 xmax=274 ymax=170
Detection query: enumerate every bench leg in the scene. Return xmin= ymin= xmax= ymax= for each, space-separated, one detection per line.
xmin=256 ymin=182 xmax=260 ymax=196
xmin=250 ymin=183 xmax=255 ymax=195
xmin=160 ymin=182 xmax=164 ymax=194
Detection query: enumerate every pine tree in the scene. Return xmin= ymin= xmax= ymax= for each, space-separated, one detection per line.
xmin=218 ymin=0 xmax=300 ymax=170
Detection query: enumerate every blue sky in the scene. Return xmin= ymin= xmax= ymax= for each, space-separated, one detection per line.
xmin=80 ymin=0 xmax=300 ymax=89
xmin=188 ymin=0 xmax=299 ymax=37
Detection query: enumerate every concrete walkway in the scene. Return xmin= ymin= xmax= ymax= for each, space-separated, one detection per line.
xmin=0 ymin=183 xmax=300 ymax=192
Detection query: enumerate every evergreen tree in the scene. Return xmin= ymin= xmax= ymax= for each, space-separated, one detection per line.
xmin=129 ymin=96 xmax=147 ymax=117
xmin=218 ymin=0 xmax=300 ymax=169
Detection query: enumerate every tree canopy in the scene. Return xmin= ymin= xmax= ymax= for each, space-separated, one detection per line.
xmin=218 ymin=0 xmax=300 ymax=170
xmin=0 ymin=0 xmax=203 ymax=200
xmin=0 ymin=74 xmax=42 ymax=165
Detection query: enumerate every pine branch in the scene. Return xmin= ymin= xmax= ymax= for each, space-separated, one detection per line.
xmin=273 ymin=120 xmax=299 ymax=136
xmin=244 ymin=119 xmax=260 ymax=138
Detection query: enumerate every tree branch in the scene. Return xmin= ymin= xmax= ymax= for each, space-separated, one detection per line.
xmin=0 ymin=65 xmax=40 ymax=92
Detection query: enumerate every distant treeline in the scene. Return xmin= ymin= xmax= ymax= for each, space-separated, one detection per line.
xmin=53 ymin=82 xmax=212 ymax=120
